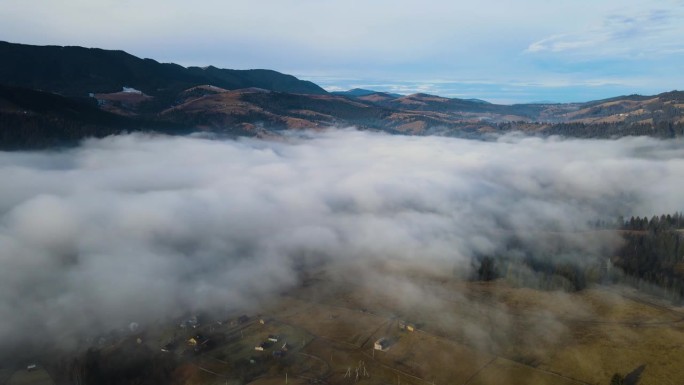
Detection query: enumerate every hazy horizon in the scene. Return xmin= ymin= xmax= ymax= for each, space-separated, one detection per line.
xmin=1 ymin=0 xmax=683 ymax=103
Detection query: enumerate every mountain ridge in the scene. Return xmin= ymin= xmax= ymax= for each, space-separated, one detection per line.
xmin=0 ymin=41 xmax=683 ymax=148
xmin=0 ymin=41 xmax=327 ymax=98
xmin=332 ymin=88 xmax=403 ymax=98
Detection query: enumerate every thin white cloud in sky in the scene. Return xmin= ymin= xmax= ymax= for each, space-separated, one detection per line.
xmin=525 ymin=6 xmax=684 ymax=57
xmin=0 ymin=0 xmax=682 ymax=101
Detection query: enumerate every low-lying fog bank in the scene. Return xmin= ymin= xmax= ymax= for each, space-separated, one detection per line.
xmin=1 ymin=129 xmax=683 ymax=354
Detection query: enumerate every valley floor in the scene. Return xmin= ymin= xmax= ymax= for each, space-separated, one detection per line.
xmin=142 ymin=269 xmax=684 ymax=385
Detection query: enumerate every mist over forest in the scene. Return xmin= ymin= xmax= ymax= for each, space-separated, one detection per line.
xmin=1 ymin=129 xmax=684 ymax=358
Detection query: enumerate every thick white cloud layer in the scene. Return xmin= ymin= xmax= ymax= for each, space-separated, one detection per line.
xmin=0 ymin=130 xmax=683 ymax=352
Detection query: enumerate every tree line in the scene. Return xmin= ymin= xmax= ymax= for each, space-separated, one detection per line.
xmin=472 ymin=212 xmax=684 ymax=300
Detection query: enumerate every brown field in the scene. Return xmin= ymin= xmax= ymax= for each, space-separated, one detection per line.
xmin=6 ymin=368 xmax=55 ymax=385
xmin=469 ymin=358 xmax=584 ymax=385
xmin=240 ymin=271 xmax=684 ymax=385
xmin=57 ymin=264 xmax=684 ymax=385
xmin=277 ymin=298 xmax=388 ymax=348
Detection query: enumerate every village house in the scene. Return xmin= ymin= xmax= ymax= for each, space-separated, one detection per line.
xmin=374 ymin=338 xmax=390 ymax=351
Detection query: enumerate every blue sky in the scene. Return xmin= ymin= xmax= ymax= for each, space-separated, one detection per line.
xmin=1 ymin=0 xmax=683 ymax=103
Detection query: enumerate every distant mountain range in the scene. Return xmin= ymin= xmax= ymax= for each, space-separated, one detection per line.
xmin=332 ymin=88 xmax=404 ymax=98
xmin=1 ymin=41 xmax=683 ymax=148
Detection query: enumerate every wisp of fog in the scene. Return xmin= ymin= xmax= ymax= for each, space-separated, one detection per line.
xmin=1 ymin=129 xmax=683 ymax=353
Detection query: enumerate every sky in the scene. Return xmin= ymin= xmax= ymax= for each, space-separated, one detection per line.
xmin=2 ymin=130 xmax=684 ymax=353
xmin=0 ymin=0 xmax=683 ymax=103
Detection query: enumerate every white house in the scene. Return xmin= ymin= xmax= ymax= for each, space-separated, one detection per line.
xmin=374 ymin=338 xmax=390 ymax=351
